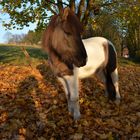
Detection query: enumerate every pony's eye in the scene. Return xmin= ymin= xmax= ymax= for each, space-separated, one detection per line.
xmin=64 ymin=30 xmax=72 ymax=36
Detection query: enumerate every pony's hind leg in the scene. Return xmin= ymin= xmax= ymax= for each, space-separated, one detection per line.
xmin=111 ymin=68 xmax=121 ymax=101
xmin=96 ymin=70 xmax=109 ymax=97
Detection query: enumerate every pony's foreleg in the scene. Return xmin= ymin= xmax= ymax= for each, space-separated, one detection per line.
xmin=66 ymin=75 xmax=80 ymax=120
xmin=58 ymin=72 xmax=80 ymax=120
xmin=111 ymin=68 xmax=121 ymax=101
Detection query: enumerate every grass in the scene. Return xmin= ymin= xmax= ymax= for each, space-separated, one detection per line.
xmin=0 ymin=44 xmax=139 ymax=67
xmin=0 ymin=44 xmax=48 ymax=65
xmin=118 ymin=57 xmax=140 ymax=66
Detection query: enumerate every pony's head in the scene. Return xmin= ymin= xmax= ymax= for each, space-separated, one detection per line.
xmin=43 ymin=7 xmax=87 ymax=68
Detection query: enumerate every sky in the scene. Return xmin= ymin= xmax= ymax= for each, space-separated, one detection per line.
xmin=0 ymin=10 xmax=36 ymax=43
xmin=0 ymin=23 xmax=36 ymax=43
xmin=0 ymin=1 xmax=69 ymax=43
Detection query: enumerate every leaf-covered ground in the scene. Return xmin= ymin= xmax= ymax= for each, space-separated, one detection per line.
xmin=0 ymin=62 xmax=140 ymax=140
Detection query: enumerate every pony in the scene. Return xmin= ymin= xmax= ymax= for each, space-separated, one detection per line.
xmin=42 ymin=7 xmax=121 ymax=120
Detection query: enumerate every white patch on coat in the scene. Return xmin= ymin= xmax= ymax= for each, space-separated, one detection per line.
xmin=78 ymin=37 xmax=108 ymax=79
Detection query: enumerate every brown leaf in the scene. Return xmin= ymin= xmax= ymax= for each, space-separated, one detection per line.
xmin=70 ymin=133 xmax=83 ymax=140
xmin=93 ymin=131 xmax=108 ymax=139
xmin=19 ymin=128 xmax=26 ymax=136
xmin=0 ymin=112 xmax=8 ymax=123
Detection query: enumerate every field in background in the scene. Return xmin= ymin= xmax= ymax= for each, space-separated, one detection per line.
xmin=0 ymin=44 xmax=139 ymax=66
xmin=0 ymin=44 xmax=47 ymax=65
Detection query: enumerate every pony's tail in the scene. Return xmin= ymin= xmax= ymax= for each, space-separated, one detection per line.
xmin=105 ymin=69 xmax=116 ymax=101
xmin=105 ymin=41 xmax=117 ymax=101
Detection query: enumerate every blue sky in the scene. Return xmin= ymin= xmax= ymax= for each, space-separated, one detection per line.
xmin=0 ymin=0 xmax=69 ymax=43
xmin=0 ymin=10 xmax=36 ymax=43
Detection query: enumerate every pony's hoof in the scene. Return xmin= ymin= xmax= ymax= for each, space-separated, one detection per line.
xmin=68 ymin=106 xmax=74 ymax=114
xmin=68 ymin=107 xmax=81 ymax=120
xmin=105 ymin=91 xmax=109 ymax=97
xmin=74 ymin=111 xmax=81 ymax=120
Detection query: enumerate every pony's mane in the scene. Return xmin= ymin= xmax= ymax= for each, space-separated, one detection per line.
xmin=42 ymin=15 xmax=58 ymax=52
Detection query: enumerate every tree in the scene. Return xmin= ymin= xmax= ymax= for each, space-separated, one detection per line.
xmin=91 ymin=0 xmax=140 ymax=57
xmin=0 ymin=0 xmax=101 ymax=30
xmin=112 ymin=0 xmax=140 ymax=57
xmin=6 ymin=33 xmax=25 ymax=44
xmin=22 ymin=30 xmax=43 ymax=45
xmin=4 ymin=31 xmax=13 ymax=43
xmin=123 ymin=5 xmax=140 ymax=57
xmin=87 ymin=13 xmax=122 ymax=56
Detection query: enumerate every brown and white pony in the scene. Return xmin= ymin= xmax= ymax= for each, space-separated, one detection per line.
xmin=42 ymin=7 xmax=121 ymax=120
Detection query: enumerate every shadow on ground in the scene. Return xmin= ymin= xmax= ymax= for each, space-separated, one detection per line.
xmin=0 ymin=63 xmax=140 ymax=139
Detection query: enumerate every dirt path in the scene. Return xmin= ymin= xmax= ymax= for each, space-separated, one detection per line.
xmin=0 ymin=63 xmax=140 ymax=140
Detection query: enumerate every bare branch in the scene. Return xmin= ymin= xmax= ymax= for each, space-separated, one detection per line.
xmin=57 ymin=0 xmax=64 ymax=14
xmin=20 ymin=46 xmax=33 ymax=69
xmin=41 ymin=1 xmax=57 ymax=15
xmin=69 ymin=0 xmax=76 ymax=12
xmin=77 ymin=0 xmax=85 ymax=19
xmin=82 ymin=0 xmax=94 ymax=27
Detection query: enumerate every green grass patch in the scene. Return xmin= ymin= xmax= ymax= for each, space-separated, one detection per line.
xmin=0 ymin=44 xmax=139 ymax=67
xmin=118 ymin=57 xmax=135 ymax=65
xmin=118 ymin=57 xmax=140 ymax=66
xmin=0 ymin=44 xmax=48 ymax=65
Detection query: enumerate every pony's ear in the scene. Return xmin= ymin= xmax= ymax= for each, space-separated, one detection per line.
xmin=62 ymin=7 xmax=70 ymax=20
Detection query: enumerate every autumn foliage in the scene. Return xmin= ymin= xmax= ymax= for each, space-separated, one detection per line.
xmin=0 ymin=62 xmax=140 ymax=139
